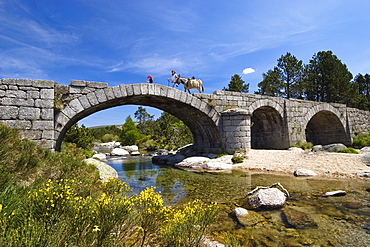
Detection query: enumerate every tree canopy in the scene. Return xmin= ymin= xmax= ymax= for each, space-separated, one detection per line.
xmin=256 ymin=50 xmax=370 ymax=110
xmin=224 ymin=74 xmax=249 ymax=93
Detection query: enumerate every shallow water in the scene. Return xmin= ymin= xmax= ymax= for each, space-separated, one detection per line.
xmin=105 ymin=156 xmax=370 ymax=246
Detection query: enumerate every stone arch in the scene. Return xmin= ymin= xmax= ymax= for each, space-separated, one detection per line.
xmin=304 ymin=104 xmax=350 ymax=145
xmin=54 ymin=84 xmax=222 ymax=154
xmin=248 ymin=99 xmax=289 ymax=149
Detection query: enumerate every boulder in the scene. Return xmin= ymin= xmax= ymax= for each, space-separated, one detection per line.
xmin=92 ymin=153 xmax=107 ymax=161
xmin=84 ymin=158 xmax=118 ymax=182
xmin=130 ymin=151 xmax=141 ymax=156
xmin=288 ymin=147 xmax=304 ymax=152
xmin=361 ymin=154 xmax=370 ymax=165
xmin=176 ymin=156 xmax=210 ymax=168
xmin=203 ymin=161 xmax=233 ymax=170
xmin=235 ymin=207 xmax=248 ymax=216
xmin=323 ymin=190 xmax=347 ymax=197
xmin=312 ymin=145 xmax=323 ymax=152
xmin=235 ymin=208 xmax=265 ymax=226
xmin=357 ymin=171 xmax=370 ymax=178
xmin=294 ymin=169 xmax=318 ymax=177
xmin=248 ymin=188 xmax=287 ymax=209
xmin=110 ymin=148 xmax=129 ymax=156
xmin=122 ymin=145 xmax=138 ymax=152
xmin=282 ymin=207 xmax=317 ymax=229
xmin=321 ymin=143 xmax=347 ymax=152
xmin=360 ymin=147 xmax=370 ymax=153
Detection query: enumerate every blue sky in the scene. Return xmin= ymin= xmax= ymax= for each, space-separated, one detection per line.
xmin=2 ymin=0 xmax=370 ymax=127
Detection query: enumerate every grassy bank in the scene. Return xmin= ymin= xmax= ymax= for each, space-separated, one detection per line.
xmin=0 ymin=123 xmax=218 ymax=246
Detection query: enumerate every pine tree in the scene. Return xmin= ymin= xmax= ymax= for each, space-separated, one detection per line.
xmin=224 ymin=74 xmax=249 ymax=93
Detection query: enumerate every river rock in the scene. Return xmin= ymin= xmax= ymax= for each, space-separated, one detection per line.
xmin=203 ymin=160 xmax=233 ymax=170
xmin=122 ymin=145 xmax=138 ymax=152
xmin=235 ymin=207 xmax=248 ymax=216
xmin=84 ymin=158 xmax=118 ymax=181
xmin=92 ymin=153 xmax=107 ymax=161
xmin=312 ymin=145 xmax=323 ymax=152
xmin=248 ymin=188 xmax=287 ymax=209
xmin=111 ymin=148 xmax=129 ymax=156
xmin=294 ymin=169 xmax=318 ymax=177
xmin=176 ymin=156 xmax=210 ymax=168
xmin=235 ymin=209 xmax=265 ymax=226
xmin=288 ymin=147 xmax=304 ymax=152
xmin=357 ymin=171 xmax=370 ymax=178
xmin=360 ymin=147 xmax=370 ymax=153
xmin=361 ymin=154 xmax=370 ymax=165
xmin=130 ymin=151 xmax=140 ymax=156
xmin=322 ymin=143 xmax=347 ymax=152
xmin=323 ymin=190 xmax=347 ymax=197
xmin=282 ymin=207 xmax=317 ymax=229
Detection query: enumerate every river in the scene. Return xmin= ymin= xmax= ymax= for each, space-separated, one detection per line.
xmin=105 ymin=155 xmax=370 ymax=246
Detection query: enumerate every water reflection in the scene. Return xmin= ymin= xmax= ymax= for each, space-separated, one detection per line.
xmin=105 ymin=156 xmax=370 ymax=246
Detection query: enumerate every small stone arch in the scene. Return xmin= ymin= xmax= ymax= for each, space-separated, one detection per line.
xmin=248 ymin=99 xmax=285 ymax=119
xmin=248 ymin=99 xmax=289 ymax=149
xmin=304 ymin=103 xmax=350 ymax=146
xmin=54 ymin=84 xmax=223 ymax=154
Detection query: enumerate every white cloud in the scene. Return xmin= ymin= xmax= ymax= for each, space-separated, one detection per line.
xmin=242 ymin=68 xmax=255 ymax=75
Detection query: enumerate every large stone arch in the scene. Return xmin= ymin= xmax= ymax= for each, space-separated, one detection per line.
xmin=304 ymin=104 xmax=350 ymax=145
xmin=54 ymin=84 xmax=222 ymax=154
xmin=248 ymin=99 xmax=289 ymax=149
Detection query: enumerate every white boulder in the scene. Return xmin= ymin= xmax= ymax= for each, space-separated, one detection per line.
xmin=92 ymin=153 xmax=107 ymax=161
xmin=294 ymin=169 xmax=318 ymax=177
xmin=248 ymin=188 xmax=287 ymax=208
xmin=111 ymin=148 xmax=129 ymax=156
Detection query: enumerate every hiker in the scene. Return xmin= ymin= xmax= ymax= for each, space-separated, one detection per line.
xmin=146 ymin=75 xmax=153 ymax=83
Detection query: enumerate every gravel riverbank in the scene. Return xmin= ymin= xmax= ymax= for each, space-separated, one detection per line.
xmin=239 ymin=149 xmax=370 ymax=179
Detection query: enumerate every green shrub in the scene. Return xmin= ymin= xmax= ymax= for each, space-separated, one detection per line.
xmin=0 ymin=123 xmax=219 ymax=246
xmin=231 ymin=156 xmax=244 ymax=164
xmin=352 ymin=132 xmax=370 ymax=148
xmin=291 ymin=141 xmax=313 ymax=150
xmin=336 ymin=148 xmax=360 ymax=154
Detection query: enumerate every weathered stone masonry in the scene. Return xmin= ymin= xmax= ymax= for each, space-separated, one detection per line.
xmin=1 ymin=78 xmax=369 ymax=154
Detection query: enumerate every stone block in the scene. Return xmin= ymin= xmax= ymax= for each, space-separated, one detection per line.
xmin=6 ymin=90 xmax=26 ymax=98
xmin=86 ymin=92 xmax=99 ymax=105
xmin=62 ymin=106 xmax=77 ymax=119
xmin=69 ymin=99 xmax=84 ymax=113
xmin=18 ymin=107 xmax=40 ymax=120
xmin=40 ymin=88 xmax=54 ymax=99
xmin=54 ymin=114 xmax=69 ymax=132
xmin=41 ymin=109 xmax=54 ymax=120
xmin=112 ymin=85 xmax=122 ymax=98
xmin=132 ymin=84 xmax=142 ymax=95
xmin=42 ymin=130 xmax=54 ymax=139
xmin=32 ymin=80 xmax=54 ymax=88
xmin=0 ymin=120 xmax=32 ymax=129
xmin=27 ymin=91 xmax=40 ymax=99
xmin=0 ymin=106 xmax=18 ymax=119
xmin=104 ymin=87 xmax=115 ymax=100
xmin=119 ymin=85 xmax=128 ymax=97
xmin=126 ymin=85 xmax=134 ymax=96
xmin=70 ymin=80 xmax=86 ymax=87
xmin=1 ymin=98 xmax=34 ymax=107
xmin=86 ymin=81 xmax=108 ymax=88
xmin=77 ymin=95 xmax=91 ymax=109
xmin=95 ymin=89 xmax=108 ymax=102
xmin=140 ymin=83 xmax=149 ymax=95
xmin=19 ymin=129 xmax=42 ymax=139
xmin=32 ymin=121 xmax=54 ymax=130
xmin=35 ymin=99 xmax=54 ymax=108
xmin=69 ymin=86 xmax=82 ymax=94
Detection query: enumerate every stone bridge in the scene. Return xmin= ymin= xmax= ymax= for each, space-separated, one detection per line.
xmin=1 ymin=78 xmax=369 ymax=154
